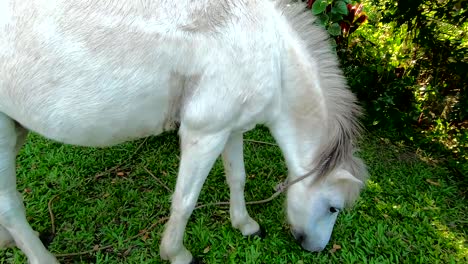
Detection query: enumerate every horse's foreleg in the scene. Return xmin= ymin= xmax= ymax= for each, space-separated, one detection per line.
xmin=0 ymin=113 xmax=58 ymax=264
xmin=160 ymin=127 xmax=230 ymax=264
xmin=222 ymin=133 xmax=260 ymax=236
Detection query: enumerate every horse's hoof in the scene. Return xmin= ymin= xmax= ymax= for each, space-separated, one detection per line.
xmin=249 ymin=226 xmax=266 ymax=239
xmin=39 ymin=231 xmax=55 ymax=249
xmin=190 ymin=257 xmax=203 ymax=264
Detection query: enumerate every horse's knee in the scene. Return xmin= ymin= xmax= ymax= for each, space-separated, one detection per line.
xmin=0 ymin=196 xmax=25 ymax=242
xmin=0 ymin=190 xmax=26 ymax=227
xmin=0 ymin=225 xmax=15 ymax=248
xmin=0 ymin=194 xmax=56 ymax=264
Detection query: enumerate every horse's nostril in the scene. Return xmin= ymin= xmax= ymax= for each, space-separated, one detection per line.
xmin=292 ymin=230 xmax=306 ymax=244
xmin=296 ymin=234 xmax=305 ymax=244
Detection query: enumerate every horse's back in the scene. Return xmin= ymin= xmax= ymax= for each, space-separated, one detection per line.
xmin=0 ymin=0 xmax=281 ymax=146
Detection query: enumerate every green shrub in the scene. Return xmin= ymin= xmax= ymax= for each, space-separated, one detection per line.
xmin=310 ymin=0 xmax=468 ymax=162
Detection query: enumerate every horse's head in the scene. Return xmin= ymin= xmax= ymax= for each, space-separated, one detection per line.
xmin=286 ymin=168 xmax=364 ymax=252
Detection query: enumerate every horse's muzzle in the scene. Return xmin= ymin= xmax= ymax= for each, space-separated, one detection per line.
xmin=291 ymin=229 xmax=325 ymax=252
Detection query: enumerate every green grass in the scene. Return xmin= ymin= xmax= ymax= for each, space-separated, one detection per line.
xmin=0 ymin=126 xmax=466 ymax=263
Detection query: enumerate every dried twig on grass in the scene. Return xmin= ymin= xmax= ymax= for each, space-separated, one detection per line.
xmin=143 ymin=167 xmax=172 ymax=192
xmin=48 ymin=195 xmax=59 ymax=235
xmin=94 ymin=138 xmax=148 ymax=179
xmin=244 ymin=139 xmax=278 ymax=146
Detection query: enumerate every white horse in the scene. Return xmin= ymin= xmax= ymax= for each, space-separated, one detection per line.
xmin=0 ymin=0 xmax=368 ymax=263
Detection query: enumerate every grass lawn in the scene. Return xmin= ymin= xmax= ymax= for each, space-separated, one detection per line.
xmin=0 ymin=126 xmax=466 ymax=263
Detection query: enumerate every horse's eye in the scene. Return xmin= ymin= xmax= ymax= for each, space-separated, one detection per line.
xmin=329 ymin=207 xmax=339 ymax=213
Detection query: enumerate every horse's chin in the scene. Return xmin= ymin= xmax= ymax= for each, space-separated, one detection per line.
xmin=300 ymin=241 xmax=326 ymax=253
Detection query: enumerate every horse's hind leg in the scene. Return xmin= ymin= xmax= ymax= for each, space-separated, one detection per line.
xmin=0 ymin=224 xmax=14 ymax=248
xmin=0 ymin=113 xmax=58 ymax=263
xmin=0 ymin=123 xmax=28 ymax=249
xmin=222 ymin=133 xmax=261 ymax=236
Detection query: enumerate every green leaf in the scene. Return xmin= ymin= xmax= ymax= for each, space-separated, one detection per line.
xmin=312 ymin=0 xmax=328 ymax=15
xmin=327 ymin=23 xmax=342 ymax=36
xmin=334 ymin=1 xmax=349 ymax=15
xmin=329 ymin=12 xmax=343 ymax=23
xmin=318 ymin=13 xmax=330 ymax=26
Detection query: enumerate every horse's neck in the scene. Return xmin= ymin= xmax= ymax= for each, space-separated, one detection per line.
xmin=273 ymin=44 xmax=328 ymax=179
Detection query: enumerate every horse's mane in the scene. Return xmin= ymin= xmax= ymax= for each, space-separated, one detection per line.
xmin=274 ymin=0 xmax=368 ymax=198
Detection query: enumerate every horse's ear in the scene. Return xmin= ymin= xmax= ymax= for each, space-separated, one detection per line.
xmin=332 ymin=169 xmax=363 ymax=186
xmin=331 ymin=169 xmax=364 ymax=207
